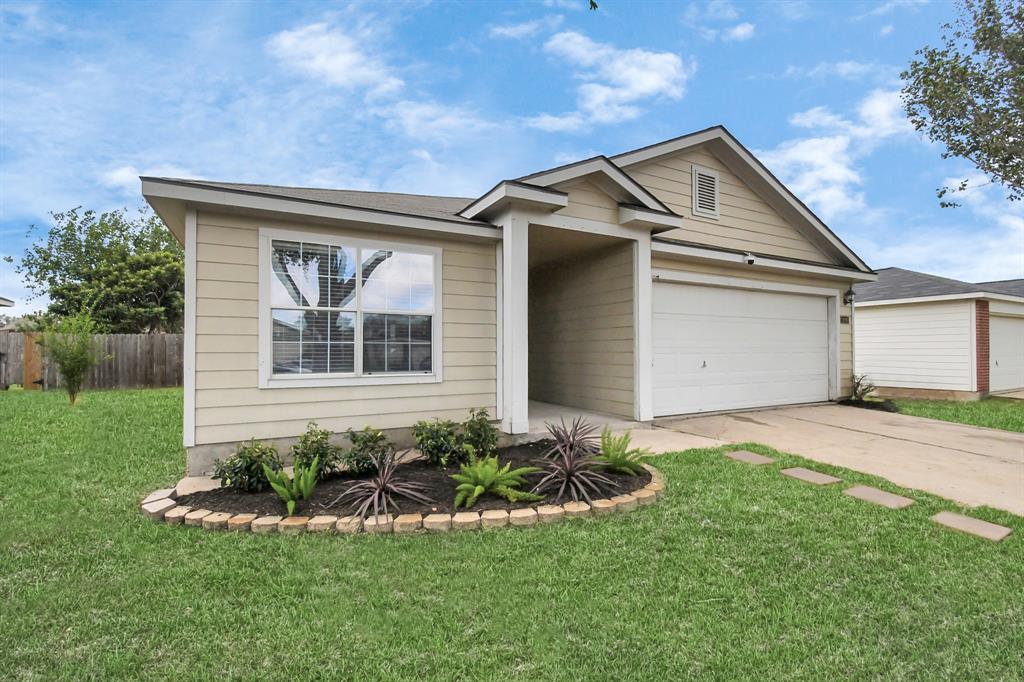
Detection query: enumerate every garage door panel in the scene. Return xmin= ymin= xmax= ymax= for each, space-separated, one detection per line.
xmin=990 ymin=316 xmax=1024 ymax=392
xmin=653 ymin=283 xmax=830 ymax=416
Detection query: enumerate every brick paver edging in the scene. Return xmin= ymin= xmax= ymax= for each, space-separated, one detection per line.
xmin=140 ymin=464 xmax=666 ymax=536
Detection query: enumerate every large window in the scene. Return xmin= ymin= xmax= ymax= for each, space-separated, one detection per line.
xmin=261 ymin=230 xmax=439 ymax=386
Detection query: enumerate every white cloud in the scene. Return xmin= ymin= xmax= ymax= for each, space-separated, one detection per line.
xmin=879 ymin=24 xmax=894 ymax=35
xmin=722 ymin=22 xmax=754 ymax=41
xmin=860 ymin=0 xmax=928 ymax=18
xmin=375 ymin=100 xmax=496 ymax=142
xmin=101 ymin=164 xmax=196 ymax=196
xmin=775 ymin=1 xmax=813 ymax=20
xmin=527 ymin=31 xmax=694 ymax=132
xmin=266 ymin=22 xmax=403 ymax=98
xmin=542 ymin=0 xmax=584 ymax=10
xmin=489 ymin=15 xmax=563 ymax=39
xmin=784 ymin=60 xmax=888 ymax=80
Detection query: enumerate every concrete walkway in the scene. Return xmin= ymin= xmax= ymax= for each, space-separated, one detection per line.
xmin=656 ymin=404 xmax=1024 ymax=516
xmin=996 ymin=389 xmax=1024 ymax=400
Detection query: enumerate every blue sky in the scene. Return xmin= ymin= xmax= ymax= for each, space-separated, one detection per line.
xmin=2 ymin=0 xmax=1022 ymax=315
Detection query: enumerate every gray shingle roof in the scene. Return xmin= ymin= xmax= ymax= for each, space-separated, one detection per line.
xmin=147 ymin=178 xmax=489 ymax=226
xmin=854 ymin=267 xmax=1024 ymax=302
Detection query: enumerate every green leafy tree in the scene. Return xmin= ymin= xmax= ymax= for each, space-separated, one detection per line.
xmin=38 ymin=310 xmax=109 ymax=404
xmin=4 ymin=207 xmax=184 ymax=332
xmin=901 ymin=0 xmax=1023 ymax=206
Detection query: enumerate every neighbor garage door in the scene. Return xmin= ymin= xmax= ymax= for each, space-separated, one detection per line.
xmin=653 ymin=282 xmax=830 ymax=416
xmin=990 ymin=315 xmax=1024 ymax=392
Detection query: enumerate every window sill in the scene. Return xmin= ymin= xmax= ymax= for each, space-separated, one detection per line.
xmin=258 ymin=373 xmax=442 ymax=389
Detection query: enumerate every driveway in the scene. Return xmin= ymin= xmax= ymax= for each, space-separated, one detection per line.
xmin=656 ymin=404 xmax=1024 ymax=516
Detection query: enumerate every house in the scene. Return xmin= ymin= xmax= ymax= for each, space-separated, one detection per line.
xmin=853 ymin=268 xmax=1024 ymax=399
xmin=0 ymin=296 xmax=13 ymax=307
xmin=142 ymin=125 xmax=877 ymax=473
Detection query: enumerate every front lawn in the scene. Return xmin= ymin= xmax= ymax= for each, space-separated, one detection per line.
xmin=892 ymin=397 xmax=1024 ymax=432
xmin=1 ymin=388 xmax=1021 ymax=680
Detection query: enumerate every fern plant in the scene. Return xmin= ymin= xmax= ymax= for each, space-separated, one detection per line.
xmin=595 ymin=428 xmax=649 ymax=476
xmin=450 ymin=447 xmax=542 ymax=509
xmin=263 ymin=457 xmax=319 ymax=516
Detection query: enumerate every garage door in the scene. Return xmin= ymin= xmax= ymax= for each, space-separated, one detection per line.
xmin=990 ymin=315 xmax=1024 ymax=392
xmin=653 ymin=283 xmax=830 ymax=416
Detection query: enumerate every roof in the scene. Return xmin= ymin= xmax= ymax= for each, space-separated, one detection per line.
xmin=854 ymin=267 xmax=1024 ymax=302
xmin=143 ymin=178 xmax=486 ymax=226
xmin=0 ymin=296 xmax=13 ymax=307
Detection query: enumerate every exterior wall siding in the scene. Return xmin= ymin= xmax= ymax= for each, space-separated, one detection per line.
xmin=192 ymin=211 xmax=497 ymax=446
xmin=555 ymin=180 xmax=620 ymax=224
xmin=626 ymin=145 xmax=837 ymax=264
xmin=529 ymin=242 xmax=635 ymax=417
xmin=651 ymin=255 xmax=856 ymax=397
xmin=853 ymin=300 xmax=975 ymax=392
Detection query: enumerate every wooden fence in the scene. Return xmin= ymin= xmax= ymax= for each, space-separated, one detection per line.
xmin=0 ymin=332 xmax=183 ymax=390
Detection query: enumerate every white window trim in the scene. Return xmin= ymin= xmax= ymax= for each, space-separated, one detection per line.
xmin=257 ymin=226 xmax=443 ymax=389
xmin=691 ymin=164 xmax=720 ymax=219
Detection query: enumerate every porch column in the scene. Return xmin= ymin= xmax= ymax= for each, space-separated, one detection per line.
xmin=499 ymin=210 xmax=530 ymax=433
xmin=634 ymin=234 xmax=654 ymax=422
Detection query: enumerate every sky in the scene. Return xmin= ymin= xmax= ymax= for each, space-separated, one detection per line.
xmin=1 ymin=0 xmax=1022 ymax=316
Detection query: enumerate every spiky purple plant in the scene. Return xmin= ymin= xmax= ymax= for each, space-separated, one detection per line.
xmin=332 ymin=449 xmax=433 ymax=519
xmin=534 ymin=417 xmax=616 ymax=503
xmin=541 ymin=416 xmax=600 ymax=459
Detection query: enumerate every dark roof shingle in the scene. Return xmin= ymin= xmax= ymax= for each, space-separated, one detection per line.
xmin=854 ymin=267 xmax=1024 ymax=302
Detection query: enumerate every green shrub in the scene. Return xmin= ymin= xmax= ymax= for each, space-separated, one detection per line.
xmin=38 ymin=311 xmax=109 ymax=404
xmin=345 ymin=426 xmax=391 ymax=476
xmin=291 ymin=421 xmax=342 ymax=481
xmin=461 ymin=407 xmax=498 ymax=457
xmin=212 ymin=439 xmax=282 ymax=492
xmin=450 ymin=448 xmax=542 ymax=509
xmin=264 ymin=457 xmax=318 ymax=516
xmin=413 ymin=418 xmax=464 ymax=467
xmin=595 ymin=428 xmax=648 ymax=476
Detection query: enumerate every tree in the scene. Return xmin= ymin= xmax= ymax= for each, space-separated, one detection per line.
xmin=4 ymin=207 xmax=185 ymax=332
xmin=38 ymin=310 xmax=109 ymax=405
xmin=901 ymin=0 xmax=1023 ymax=206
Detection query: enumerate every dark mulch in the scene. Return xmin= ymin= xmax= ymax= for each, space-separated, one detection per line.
xmin=839 ymin=398 xmax=898 ymax=412
xmin=178 ymin=440 xmax=652 ymax=517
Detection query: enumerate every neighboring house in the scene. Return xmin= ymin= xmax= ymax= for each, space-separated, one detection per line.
xmin=142 ymin=125 xmax=876 ymax=472
xmin=0 ymin=296 xmax=13 ymax=307
xmin=854 ymin=268 xmax=1024 ymax=399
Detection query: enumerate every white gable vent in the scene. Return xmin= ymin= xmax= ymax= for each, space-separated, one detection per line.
xmin=691 ymin=164 xmax=719 ymax=219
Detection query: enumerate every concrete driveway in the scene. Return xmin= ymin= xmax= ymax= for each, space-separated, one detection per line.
xmin=656 ymin=404 xmax=1024 ymax=516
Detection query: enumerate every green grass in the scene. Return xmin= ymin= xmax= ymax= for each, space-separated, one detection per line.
xmin=2 ymin=389 xmax=1022 ymax=680
xmin=892 ymin=397 xmax=1024 ymax=432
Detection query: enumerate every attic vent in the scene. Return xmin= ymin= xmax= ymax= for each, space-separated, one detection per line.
xmin=691 ymin=165 xmax=719 ymax=219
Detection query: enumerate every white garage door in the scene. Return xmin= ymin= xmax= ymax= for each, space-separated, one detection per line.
xmin=653 ymin=283 xmax=830 ymax=416
xmin=990 ymin=315 xmax=1024 ymax=392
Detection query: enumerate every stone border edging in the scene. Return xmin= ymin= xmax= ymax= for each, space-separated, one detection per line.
xmin=140 ymin=464 xmax=666 ymax=536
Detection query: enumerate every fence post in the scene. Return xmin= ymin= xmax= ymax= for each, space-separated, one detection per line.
xmin=23 ymin=332 xmax=42 ymax=390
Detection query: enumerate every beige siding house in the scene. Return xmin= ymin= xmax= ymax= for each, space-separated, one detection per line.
xmin=854 ymin=267 xmax=1024 ymax=399
xmin=144 ymin=126 xmax=876 ymax=473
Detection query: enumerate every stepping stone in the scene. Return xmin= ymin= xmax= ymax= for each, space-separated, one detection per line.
xmin=228 ymin=514 xmax=257 ymax=531
xmin=278 ymin=516 xmax=309 ymax=534
xmin=591 ymin=499 xmax=617 ymax=515
xmin=364 ymin=514 xmax=394 ymax=534
xmin=781 ymin=467 xmax=841 ymax=486
xmin=394 ymin=514 xmax=423 ymax=533
xmin=844 ymin=485 xmax=914 ymax=509
xmin=480 ymin=510 xmax=509 ymax=528
xmin=251 ymin=515 xmax=282 ymax=534
xmin=307 ymin=515 xmax=338 ymax=532
xmin=563 ymin=501 xmax=591 ymax=518
xmin=931 ymin=512 xmax=1012 ymax=542
xmin=142 ymin=488 xmax=176 ymax=505
xmin=335 ymin=516 xmax=362 ymax=534
xmin=423 ymin=513 xmax=452 ymax=532
xmin=632 ymin=489 xmax=657 ymax=506
xmin=141 ymin=498 xmax=176 ymax=520
xmin=536 ymin=505 xmax=564 ymax=523
xmin=202 ymin=511 xmax=232 ymax=530
xmin=725 ymin=450 xmax=775 ymax=465
xmin=452 ymin=512 xmax=480 ymax=530
xmin=611 ymin=494 xmax=637 ymax=511
xmin=164 ymin=506 xmax=192 ymax=525
xmin=184 ymin=509 xmax=212 ymax=526
xmin=509 ymin=508 xmax=538 ymax=526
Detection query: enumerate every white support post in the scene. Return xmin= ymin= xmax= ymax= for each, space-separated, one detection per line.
xmin=634 ymin=235 xmax=654 ymax=421
xmin=183 ymin=208 xmax=197 ymax=448
xmin=500 ymin=211 xmax=530 ymax=433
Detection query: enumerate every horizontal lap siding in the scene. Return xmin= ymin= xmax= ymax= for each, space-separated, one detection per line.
xmin=556 ymin=180 xmax=620 ymax=224
xmin=854 ymin=301 xmax=974 ymax=391
xmin=530 ymin=242 xmax=635 ymax=417
xmin=628 ymin=146 xmax=836 ymax=264
xmin=651 ymin=256 xmax=855 ymax=397
xmin=193 ymin=211 xmax=497 ymax=445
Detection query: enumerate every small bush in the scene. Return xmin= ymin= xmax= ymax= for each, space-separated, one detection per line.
xmin=212 ymin=439 xmax=282 ymax=492
xmin=291 ymin=421 xmax=342 ymax=481
xmin=595 ymin=428 xmax=648 ymax=476
xmin=461 ymin=407 xmax=498 ymax=457
xmin=345 ymin=426 xmax=391 ymax=476
xmin=451 ymin=448 xmax=542 ymax=509
xmin=413 ymin=418 xmax=464 ymax=467
xmin=38 ymin=311 xmax=109 ymax=404
xmin=851 ymin=374 xmax=877 ymax=401
xmin=334 ymin=450 xmax=433 ymax=519
xmin=264 ymin=457 xmax=318 ymax=516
